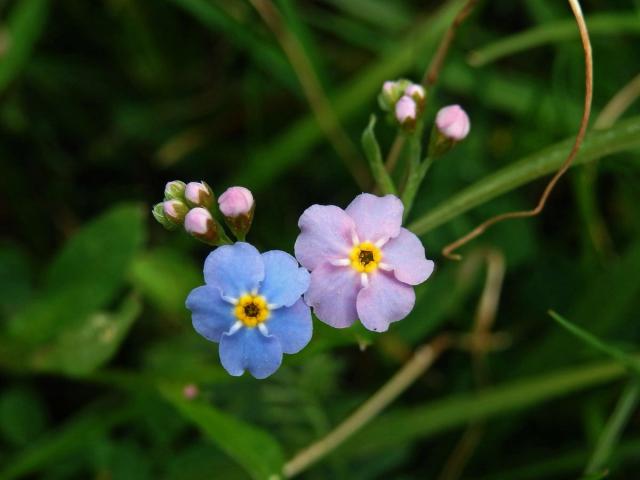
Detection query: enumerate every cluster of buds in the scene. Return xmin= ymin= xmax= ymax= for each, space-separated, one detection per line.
xmin=429 ymin=104 xmax=471 ymax=157
xmin=378 ymin=79 xmax=426 ymax=131
xmin=153 ymin=181 xmax=255 ymax=245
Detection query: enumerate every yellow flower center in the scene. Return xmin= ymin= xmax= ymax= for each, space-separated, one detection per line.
xmin=349 ymin=241 xmax=382 ymax=273
xmin=234 ymin=294 xmax=270 ymax=327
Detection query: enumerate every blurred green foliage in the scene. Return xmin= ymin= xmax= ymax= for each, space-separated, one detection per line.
xmin=1 ymin=0 xmax=640 ymax=478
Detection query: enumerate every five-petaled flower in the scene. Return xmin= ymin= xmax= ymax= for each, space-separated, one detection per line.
xmin=186 ymin=242 xmax=312 ymax=379
xmin=295 ymin=193 xmax=434 ymax=332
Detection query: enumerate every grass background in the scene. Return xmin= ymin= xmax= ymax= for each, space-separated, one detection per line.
xmin=1 ymin=0 xmax=640 ymax=478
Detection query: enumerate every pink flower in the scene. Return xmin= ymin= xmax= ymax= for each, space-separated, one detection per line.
xmin=294 ymin=194 xmax=434 ymax=332
xmin=395 ymin=96 xmax=417 ymax=125
xmin=435 ymin=105 xmax=470 ymax=141
xmin=185 ymin=181 xmax=213 ymax=208
xmin=405 ymin=84 xmax=425 ymax=101
xmin=184 ymin=207 xmax=217 ymax=243
xmin=218 ymin=186 xmax=254 ymax=217
xmin=162 ymin=199 xmax=188 ymax=224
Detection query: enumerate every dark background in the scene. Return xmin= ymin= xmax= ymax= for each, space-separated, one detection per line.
xmin=1 ymin=0 xmax=639 ymax=478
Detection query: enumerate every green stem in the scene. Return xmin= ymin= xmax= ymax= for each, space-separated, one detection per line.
xmin=402 ymin=155 xmax=435 ymax=220
xmin=362 ymin=115 xmax=397 ymax=195
xmin=408 ymin=116 xmax=640 ymax=236
xmin=584 ymin=380 xmax=640 ymax=475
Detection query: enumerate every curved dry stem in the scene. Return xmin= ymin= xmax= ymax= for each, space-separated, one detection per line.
xmin=282 ymin=334 xmax=452 ymax=478
xmin=249 ymin=0 xmax=368 ymax=188
xmin=442 ymin=0 xmax=593 ymax=260
xmin=423 ymin=0 xmax=480 ymax=87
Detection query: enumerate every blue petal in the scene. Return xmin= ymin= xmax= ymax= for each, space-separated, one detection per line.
xmin=204 ymin=242 xmax=264 ymax=298
xmin=266 ymin=298 xmax=312 ymax=354
xmin=186 ymin=285 xmax=235 ymax=342
xmin=259 ymin=250 xmax=310 ymax=308
xmin=219 ymin=328 xmax=283 ymax=379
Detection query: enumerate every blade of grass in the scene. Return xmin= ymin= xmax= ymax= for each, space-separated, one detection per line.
xmin=549 ymin=310 xmax=640 ymax=375
xmin=584 ymin=380 xmax=640 ymax=475
xmin=468 ymin=13 xmax=640 ymax=66
xmin=166 ymin=0 xmax=297 ymax=91
xmin=408 ymin=115 xmax=640 ymax=236
xmin=0 ymin=401 xmax=135 ymax=480
xmin=343 ymin=356 xmax=635 ymax=457
xmin=160 ymin=382 xmax=284 ymax=480
xmin=234 ymin=0 xmax=466 ymax=190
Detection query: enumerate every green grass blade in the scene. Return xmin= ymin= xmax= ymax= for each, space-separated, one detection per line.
xmin=0 ymin=402 xmax=134 ymax=480
xmin=549 ymin=310 xmax=640 ymax=375
xmin=408 ymin=116 xmax=640 ymax=236
xmin=166 ymin=0 xmax=296 ymax=90
xmin=160 ymin=383 xmax=284 ymax=480
xmin=469 ymin=13 xmax=640 ymax=66
xmin=343 ymin=357 xmax=633 ymax=457
xmin=234 ymin=0 xmax=466 ymax=190
xmin=0 ymin=0 xmax=49 ymax=91
xmin=585 ymin=380 xmax=640 ymax=475
xmin=362 ymin=114 xmax=396 ymax=195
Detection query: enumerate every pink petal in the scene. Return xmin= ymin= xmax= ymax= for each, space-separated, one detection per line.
xmin=356 ymin=271 xmax=415 ymax=332
xmin=345 ymin=193 xmax=403 ymax=243
xmin=295 ymin=205 xmax=356 ymax=271
xmin=382 ymin=228 xmax=435 ymax=285
xmin=305 ymin=262 xmax=361 ymax=328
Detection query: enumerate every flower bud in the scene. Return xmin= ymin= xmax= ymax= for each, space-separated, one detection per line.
xmin=182 ymin=383 xmax=199 ymax=400
xmin=435 ymin=105 xmax=470 ymax=141
xmin=218 ymin=186 xmax=254 ymax=217
xmin=164 ymin=180 xmax=186 ymax=200
xmin=163 ymin=199 xmax=189 ymax=224
xmin=378 ymin=79 xmax=411 ymax=112
xmin=184 ymin=181 xmax=214 ymax=208
xmin=395 ymin=95 xmax=417 ymax=130
xmin=218 ymin=186 xmax=255 ymax=240
xmin=429 ymin=105 xmax=470 ymax=157
xmin=405 ymin=84 xmax=426 ymax=108
xmin=184 ymin=207 xmax=219 ymax=244
xmin=152 ymin=202 xmax=178 ymax=230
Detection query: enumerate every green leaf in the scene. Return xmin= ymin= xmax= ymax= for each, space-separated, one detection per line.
xmin=549 ymin=310 xmax=640 ymax=375
xmin=469 ymin=13 xmax=640 ymax=66
xmin=0 ymin=244 xmax=32 ymax=318
xmin=0 ymin=386 xmax=48 ymax=446
xmin=8 ymin=204 xmax=146 ymax=344
xmin=29 ymin=295 xmax=142 ymax=376
xmin=0 ymin=0 xmax=49 ymax=91
xmin=362 ymin=115 xmax=396 ymax=195
xmin=408 ymin=116 xmax=640 ymax=235
xmin=0 ymin=401 xmax=134 ymax=480
xmin=344 ymin=357 xmax=634 ymax=458
xmin=160 ymin=383 xmax=285 ymax=480
xmin=584 ymin=380 xmax=640 ymax=476
xmin=129 ymin=248 xmax=201 ymax=316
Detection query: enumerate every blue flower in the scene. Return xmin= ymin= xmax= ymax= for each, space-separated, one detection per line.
xmin=186 ymin=242 xmax=312 ymax=379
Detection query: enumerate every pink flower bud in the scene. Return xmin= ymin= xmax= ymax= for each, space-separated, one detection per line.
xmin=395 ymin=96 xmax=417 ymax=124
xmin=182 ymin=383 xmax=199 ymax=400
xmin=162 ymin=199 xmax=188 ymax=224
xmin=184 ymin=207 xmax=213 ymax=235
xmin=382 ymin=81 xmax=395 ymax=97
xmin=436 ymin=105 xmax=470 ymax=141
xmin=185 ymin=181 xmax=213 ymax=208
xmin=405 ymin=84 xmax=425 ymax=101
xmin=218 ymin=186 xmax=254 ymax=217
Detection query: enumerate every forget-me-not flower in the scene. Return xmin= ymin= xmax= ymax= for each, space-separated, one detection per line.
xmin=186 ymin=242 xmax=312 ymax=379
xmin=295 ymin=193 xmax=434 ymax=332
